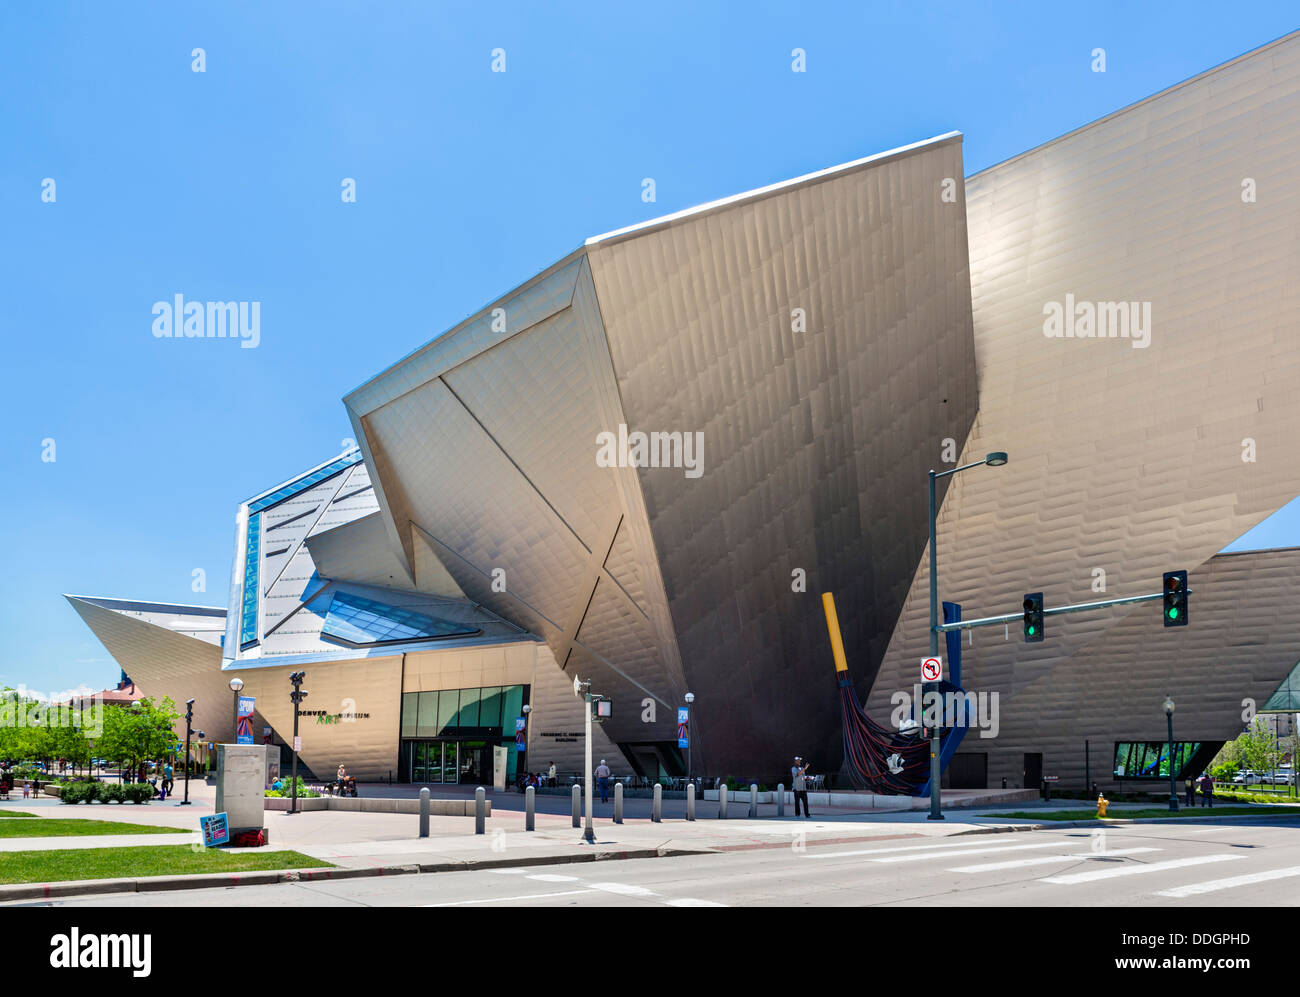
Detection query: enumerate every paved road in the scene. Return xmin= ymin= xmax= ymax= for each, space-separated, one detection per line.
xmin=14 ymin=817 xmax=1300 ymax=907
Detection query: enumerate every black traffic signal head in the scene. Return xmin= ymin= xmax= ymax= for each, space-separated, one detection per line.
xmin=1023 ymin=592 xmax=1044 ymax=642
xmin=1163 ymin=570 xmax=1188 ymax=627
xmin=289 ymin=671 xmax=305 ymax=685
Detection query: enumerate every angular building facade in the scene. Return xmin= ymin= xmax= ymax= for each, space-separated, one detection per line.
xmin=70 ymin=31 xmax=1300 ymax=789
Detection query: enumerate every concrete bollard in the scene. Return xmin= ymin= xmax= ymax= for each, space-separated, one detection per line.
xmin=475 ymin=786 xmax=486 ymax=835
xmin=719 ymin=782 xmax=729 ymax=819
xmin=525 ymin=785 xmax=535 ymax=831
xmin=777 ymin=783 xmax=785 ymax=817
xmin=572 ymin=784 xmax=581 ymax=828
xmin=613 ymin=782 xmax=623 ymax=824
xmin=687 ymin=782 xmax=696 ymax=821
xmin=652 ymin=783 xmax=662 ymax=822
xmin=749 ymin=783 xmax=758 ymax=818
xmin=419 ymin=787 xmax=430 ymax=838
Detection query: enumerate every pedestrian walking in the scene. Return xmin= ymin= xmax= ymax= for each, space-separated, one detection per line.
xmin=1184 ymin=775 xmax=1195 ymax=808
xmin=163 ymin=761 xmax=174 ymax=796
xmin=792 ymin=756 xmax=812 ymax=818
xmin=595 ymin=759 xmax=611 ymax=803
xmin=1199 ymin=772 xmax=1214 ymax=808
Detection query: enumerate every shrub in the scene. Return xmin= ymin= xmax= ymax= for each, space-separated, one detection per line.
xmin=122 ymin=783 xmax=155 ymax=804
xmin=58 ymin=782 xmax=98 ymax=804
xmin=98 ymin=783 xmax=129 ymax=804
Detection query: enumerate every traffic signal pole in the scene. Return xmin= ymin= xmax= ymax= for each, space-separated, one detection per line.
xmin=934 ymin=587 xmax=1190 ymax=635
xmin=927 ymin=469 xmax=942 ymax=821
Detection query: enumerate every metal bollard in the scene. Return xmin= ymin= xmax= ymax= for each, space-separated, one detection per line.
xmin=572 ymin=784 xmax=581 ymax=828
xmin=475 ymin=786 xmax=486 ymax=835
xmin=749 ymin=783 xmax=758 ymax=818
xmin=652 ymin=783 xmax=662 ymax=823
xmin=419 ymin=787 xmax=430 ymax=838
xmin=777 ymin=783 xmax=785 ymax=817
xmin=525 ymin=785 xmax=535 ymax=831
xmin=613 ymin=782 xmax=623 ymax=824
xmin=687 ymin=782 xmax=696 ymax=821
xmin=719 ymin=782 xmax=728 ymax=819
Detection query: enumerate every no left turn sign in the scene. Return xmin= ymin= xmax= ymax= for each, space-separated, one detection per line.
xmin=921 ymin=656 xmax=942 ymax=682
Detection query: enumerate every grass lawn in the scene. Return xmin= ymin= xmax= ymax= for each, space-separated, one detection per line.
xmin=0 ymin=845 xmax=332 ymax=885
xmin=0 ymin=811 xmax=35 ymax=818
xmin=997 ymin=806 xmax=1300 ymax=821
xmin=0 ymin=819 xmax=181 ymax=838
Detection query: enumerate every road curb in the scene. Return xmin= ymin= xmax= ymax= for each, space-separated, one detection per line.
xmin=0 ymin=844 xmax=720 ymax=903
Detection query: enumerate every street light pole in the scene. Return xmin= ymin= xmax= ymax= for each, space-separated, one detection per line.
xmin=583 ymin=685 xmax=595 ymax=844
xmin=926 ymin=451 xmax=1008 ymax=821
xmin=228 ymin=676 xmax=244 ymax=742
xmin=180 ymin=699 xmax=194 ymax=806
xmin=1164 ymin=695 xmax=1179 ymax=812
xmin=684 ymin=691 xmax=695 ymax=792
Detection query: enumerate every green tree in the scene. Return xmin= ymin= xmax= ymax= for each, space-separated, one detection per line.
xmin=100 ymin=697 xmax=180 ymax=778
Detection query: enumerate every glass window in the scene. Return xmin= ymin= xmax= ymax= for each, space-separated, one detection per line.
xmin=457 ymin=687 xmax=482 ymax=728
xmin=437 ymin=689 xmax=460 ymax=733
xmin=479 ymin=687 xmax=504 ymax=732
xmin=502 ymin=685 xmax=525 ymax=731
xmin=320 ymin=591 xmax=478 ymax=647
xmin=401 ymin=693 xmax=419 ymax=738
xmin=416 ymin=692 xmax=440 ymax=738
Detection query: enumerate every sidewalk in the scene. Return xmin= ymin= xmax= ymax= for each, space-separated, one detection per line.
xmin=3 ymin=784 xmax=1295 ymax=902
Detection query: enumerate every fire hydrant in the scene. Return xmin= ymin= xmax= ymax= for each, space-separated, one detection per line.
xmin=1096 ymin=794 xmax=1109 ymax=818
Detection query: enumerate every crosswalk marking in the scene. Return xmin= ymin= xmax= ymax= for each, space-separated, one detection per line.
xmin=874 ymin=841 xmax=1065 ymax=864
xmin=425 ymin=889 xmax=595 ymax=906
xmin=527 ymin=873 xmax=580 ymax=882
xmin=950 ymin=847 xmax=1159 ymax=873
xmin=1041 ymin=853 xmax=1242 ymax=885
xmin=1154 ymin=864 xmax=1300 ymax=898
xmin=588 ymin=881 xmax=657 ymax=897
xmin=809 ymin=838 xmax=1060 ymax=861
xmin=664 ymin=898 xmax=728 ymax=907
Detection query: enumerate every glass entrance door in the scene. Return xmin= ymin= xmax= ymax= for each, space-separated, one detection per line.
xmin=439 ymin=741 xmax=457 ymax=784
xmin=404 ymin=740 xmax=462 ymax=784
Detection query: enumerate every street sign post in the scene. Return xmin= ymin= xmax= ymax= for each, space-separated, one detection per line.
xmin=921 ymin=656 xmax=942 ymax=682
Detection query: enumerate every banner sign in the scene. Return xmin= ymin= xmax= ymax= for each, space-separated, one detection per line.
xmin=236 ymin=696 xmax=255 ymax=745
xmin=200 ymin=812 xmax=230 ymax=848
xmin=677 ymin=706 xmax=690 ymax=749
xmin=515 ymin=717 xmax=526 ymax=752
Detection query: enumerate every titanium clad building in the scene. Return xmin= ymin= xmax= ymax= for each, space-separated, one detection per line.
xmin=70 ymin=31 xmax=1300 ymax=790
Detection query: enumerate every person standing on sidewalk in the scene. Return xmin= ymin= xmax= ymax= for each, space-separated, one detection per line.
xmin=595 ymin=759 xmax=611 ymax=803
xmin=1184 ymin=774 xmax=1195 ymax=808
xmin=792 ymin=756 xmax=811 ymax=818
xmin=1199 ymin=772 xmax=1214 ymax=808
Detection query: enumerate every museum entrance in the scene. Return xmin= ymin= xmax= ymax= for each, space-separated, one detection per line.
xmin=403 ymin=738 xmax=493 ymax=785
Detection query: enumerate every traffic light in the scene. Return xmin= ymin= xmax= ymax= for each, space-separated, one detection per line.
xmin=1163 ymin=570 xmax=1188 ymax=627
xmin=1023 ymin=592 xmax=1044 ymax=642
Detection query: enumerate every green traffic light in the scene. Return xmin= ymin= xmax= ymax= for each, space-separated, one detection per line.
xmin=1168 ymin=607 xmax=1179 ymax=620
xmin=1027 ymin=625 xmax=1036 ymax=635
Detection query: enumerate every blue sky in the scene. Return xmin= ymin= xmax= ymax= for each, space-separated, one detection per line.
xmin=1 ymin=1 xmax=1296 ymax=693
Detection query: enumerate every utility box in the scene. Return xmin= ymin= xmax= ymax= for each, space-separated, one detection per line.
xmin=216 ymin=743 xmax=273 ymax=834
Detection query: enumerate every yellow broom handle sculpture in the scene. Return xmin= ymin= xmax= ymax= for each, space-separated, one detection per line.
xmin=822 ymin=592 xmax=849 ymax=674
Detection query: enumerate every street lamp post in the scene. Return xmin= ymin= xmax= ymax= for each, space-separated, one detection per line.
xmin=1164 ymin=695 xmax=1179 ymax=812
xmin=684 ymin=691 xmax=695 ymax=791
xmin=927 ymin=451 xmax=1007 ymax=821
xmin=180 ymin=698 xmax=195 ymax=806
xmin=228 ymin=676 xmax=244 ymax=742
xmin=288 ymin=672 xmax=307 ymax=815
